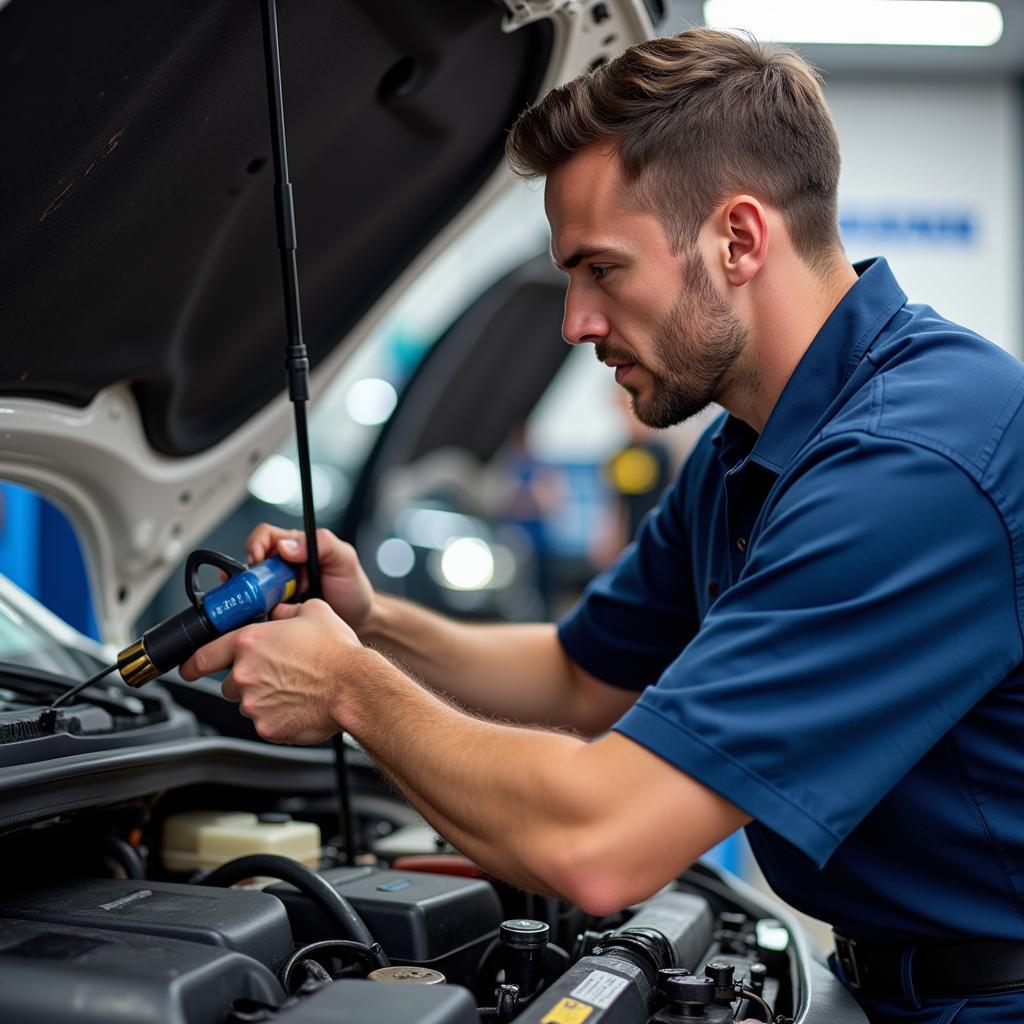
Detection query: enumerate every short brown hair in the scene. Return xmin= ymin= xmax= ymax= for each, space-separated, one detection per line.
xmin=507 ymin=28 xmax=842 ymax=270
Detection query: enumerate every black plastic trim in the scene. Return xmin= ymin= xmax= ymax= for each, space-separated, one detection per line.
xmin=0 ymin=737 xmax=341 ymax=831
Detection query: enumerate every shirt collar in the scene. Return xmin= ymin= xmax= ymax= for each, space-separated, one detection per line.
xmin=713 ymin=257 xmax=907 ymax=473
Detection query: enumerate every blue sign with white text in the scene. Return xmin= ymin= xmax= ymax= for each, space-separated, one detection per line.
xmin=840 ymin=208 xmax=976 ymax=246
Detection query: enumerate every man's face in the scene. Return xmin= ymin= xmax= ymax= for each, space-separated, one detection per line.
xmin=545 ymin=145 xmax=748 ymax=428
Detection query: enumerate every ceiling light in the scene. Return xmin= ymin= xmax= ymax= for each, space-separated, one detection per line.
xmin=345 ymin=378 xmax=398 ymax=426
xmin=248 ymin=453 xmax=300 ymax=507
xmin=376 ymin=538 xmax=415 ymax=579
xmin=703 ymin=1 xmax=1003 ymax=47
xmin=247 ymin=455 xmax=340 ymax=514
xmin=439 ymin=538 xmax=495 ymax=591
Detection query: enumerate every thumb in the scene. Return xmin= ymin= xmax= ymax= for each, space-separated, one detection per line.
xmin=276 ymin=536 xmax=306 ymax=563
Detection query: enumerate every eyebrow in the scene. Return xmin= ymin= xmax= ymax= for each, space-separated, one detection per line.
xmin=550 ymin=246 xmax=619 ymax=272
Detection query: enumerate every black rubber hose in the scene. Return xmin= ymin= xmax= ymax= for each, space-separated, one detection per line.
xmin=297 ymin=959 xmax=332 ymax=986
xmin=198 ymin=854 xmax=381 ymax=951
xmin=280 ymin=939 xmax=386 ymax=992
xmin=102 ymin=835 xmax=145 ymax=880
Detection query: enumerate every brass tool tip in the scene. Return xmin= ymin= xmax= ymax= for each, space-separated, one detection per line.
xmin=116 ymin=639 xmax=159 ymax=689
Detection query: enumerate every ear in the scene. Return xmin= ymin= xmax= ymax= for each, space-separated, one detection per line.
xmin=714 ymin=195 xmax=768 ymax=287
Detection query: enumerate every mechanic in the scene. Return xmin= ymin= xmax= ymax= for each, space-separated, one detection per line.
xmin=181 ymin=29 xmax=1024 ymax=1024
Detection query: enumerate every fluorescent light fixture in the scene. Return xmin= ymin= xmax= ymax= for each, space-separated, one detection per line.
xmin=247 ymin=455 xmax=339 ymax=514
xmin=703 ymin=1 xmax=1003 ymax=47
xmin=400 ymin=508 xmax=481 ymax=551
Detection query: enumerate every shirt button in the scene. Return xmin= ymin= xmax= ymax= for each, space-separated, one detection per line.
xmin=736 ymin=537 xmax=747 ymax=552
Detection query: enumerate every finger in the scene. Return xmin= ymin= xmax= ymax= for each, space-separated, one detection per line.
xmin=297 ymin=597 xmax=336 ymax=619
xmin=249 ymin=528 xmax=300 ymax=564
xmin=272 ymin=529 xmax=352 ymax=570
xmin=276 ymin=535 xmax=307 ymax=562
xmin=247 ymin=523 xmax=304 ymax=565
xmin=179 ymin=630 xmax=241 ymax=681
xmin=299 ymin=598 xmax=360 ymax=641
xmin=221 ymin=676 xmax=240 ymax=702
xmin=270 ymin=602 xmax=303 ymax=620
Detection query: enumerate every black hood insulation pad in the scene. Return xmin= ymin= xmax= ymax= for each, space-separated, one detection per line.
xmin=0 ymin=0 xmax=551 ymax=455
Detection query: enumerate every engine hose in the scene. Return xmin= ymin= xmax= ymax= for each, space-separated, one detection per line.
xmin=102 ymin=835 xmax=145 ymax=880
xmin=198 ymin=854 xmax=381 ymax=952
xmin=296 ymin=959 xmax=332 ymax=986
xmin=740 ymin=988 xmax=775 ymax=1023
xmin=477 ymin=983 xmax=521 ymax=1022
xmin=280 ymin=939 xmax=387 ymax=992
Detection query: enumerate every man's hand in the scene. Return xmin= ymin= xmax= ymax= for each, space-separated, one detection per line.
xmin=179 ymin=599 xmax=361 ymax=745
xmin=247 ymin=524 xmax=376 ymax=632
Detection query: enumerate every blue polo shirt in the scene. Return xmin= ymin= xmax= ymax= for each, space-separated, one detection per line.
xmin=559 ymin=259 xmax=1024 ymax=1016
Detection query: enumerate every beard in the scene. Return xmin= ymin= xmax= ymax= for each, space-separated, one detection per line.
xmin=598 ymin=253 xmax=749 ymax=429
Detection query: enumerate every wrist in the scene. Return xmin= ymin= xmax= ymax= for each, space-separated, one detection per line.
xmin=357 ymin=593 xmax=395 ymax=645
xmin=330 ymin=645 xmax=391 ymax=735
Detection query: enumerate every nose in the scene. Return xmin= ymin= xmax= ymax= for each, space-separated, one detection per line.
xmin=562 ymin=282 xmax=610 ymax=347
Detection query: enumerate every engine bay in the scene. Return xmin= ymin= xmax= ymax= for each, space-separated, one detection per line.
xmin=0 ymin=758 xmax=845 ymax=1024
xmin=0 ymin=605 xmax=867 ymax=1024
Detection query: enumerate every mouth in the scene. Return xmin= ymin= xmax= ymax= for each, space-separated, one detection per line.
xmin=597 ymin=346 xmax=640 ymax=385
xmin=602 ymin=359 xmax=636 ymax=384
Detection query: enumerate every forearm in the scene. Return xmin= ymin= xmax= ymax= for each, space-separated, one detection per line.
xmin=336 ymin=647 xmax=746 ymax=913
xmin=340 ymin=647 xmax=595 ymax=896
xmin=184 ymin=596 xmax=746 ymax=913
xmin=359 ymin=594 xmax=598 ymax=730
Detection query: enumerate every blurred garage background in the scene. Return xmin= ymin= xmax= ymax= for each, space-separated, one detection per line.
xmin=2 ymin=0 xmax=1021 ymax=943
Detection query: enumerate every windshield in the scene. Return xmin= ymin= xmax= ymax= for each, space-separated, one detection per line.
xmin=0 ymin=586 xmax=89 ymax=678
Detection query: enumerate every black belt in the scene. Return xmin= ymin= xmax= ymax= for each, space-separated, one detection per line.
xmin=834 ymin=932 xmax=1024 ymax=998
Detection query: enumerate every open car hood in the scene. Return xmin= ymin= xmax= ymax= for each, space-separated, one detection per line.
xmin=0 ymin=0 xmax=655 ymax=642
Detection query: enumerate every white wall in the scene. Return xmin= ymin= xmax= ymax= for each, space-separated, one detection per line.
xmin=827 ymin=78 xmax=1022 ymax=356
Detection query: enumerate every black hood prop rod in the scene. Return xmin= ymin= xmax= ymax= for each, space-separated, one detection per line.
xmin=259 ymin=0 xmax=356 ymax=866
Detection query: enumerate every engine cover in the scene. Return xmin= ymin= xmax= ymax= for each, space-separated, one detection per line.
xmin=0 ymin=877 xmax=294 ymax=973
xmin=0 ymin=917 xmax=282 ymax=1024
xmin=268 ymin=866 xmax=502 ymax=986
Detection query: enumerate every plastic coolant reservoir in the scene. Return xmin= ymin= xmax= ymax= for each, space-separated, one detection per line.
xmin=162 ymin=811 xmax=321 ymax=873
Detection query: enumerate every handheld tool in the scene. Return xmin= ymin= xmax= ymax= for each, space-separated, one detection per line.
xmin=48 ymin=550 xmax=297 ymax=710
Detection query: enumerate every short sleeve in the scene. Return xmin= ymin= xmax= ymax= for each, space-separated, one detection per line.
xmin=614 ymin=431 xmax=1022 ymax=866
xmin=556 ymin=439 xmax=708 ymax=691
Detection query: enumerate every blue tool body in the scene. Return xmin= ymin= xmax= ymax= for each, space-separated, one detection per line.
xmin=204 ymin=557 xmax=298 ymax=633
xmin=116 ymin=554 xmax=299 ymax=688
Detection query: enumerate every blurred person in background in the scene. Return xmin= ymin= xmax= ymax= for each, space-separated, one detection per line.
xmin=591 ymin=390 xmax=675 ymax=570
xmin=492 ymin=422 xmax=567 ymax=615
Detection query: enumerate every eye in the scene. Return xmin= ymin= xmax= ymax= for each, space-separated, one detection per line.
xmin=590 ymin=265 xmax=612 ymax=281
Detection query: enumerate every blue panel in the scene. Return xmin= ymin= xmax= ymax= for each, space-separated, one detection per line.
xmin=701 ymin=833 xmax=743 ymax=876
xmin=38 ymin=498 xmax=98 ymax=639
xmin=0 ymin=483 xmax=40 ymax=594
xmin=0 ymin=483 xmax=97 ymax=639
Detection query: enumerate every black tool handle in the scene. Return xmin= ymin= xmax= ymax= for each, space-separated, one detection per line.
xmin=185 ymin=549 xmax=247 ymax=610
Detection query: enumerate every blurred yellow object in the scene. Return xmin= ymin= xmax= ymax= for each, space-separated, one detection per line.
xmin=608 ymin=446 xmax=660 ymax=495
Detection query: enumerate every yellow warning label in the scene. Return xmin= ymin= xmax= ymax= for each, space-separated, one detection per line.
xmin=540 ymin=998 xmax=594 ymax=1024
xmin=282 ymin=579 xmax=298 ymax=602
